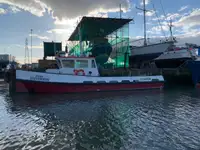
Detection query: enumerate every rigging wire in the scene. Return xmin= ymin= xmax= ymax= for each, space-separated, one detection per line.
xmin=152 ymin=3 xmax=167 ymax=40
xmin=159 ymin=0 xmax=175 ymax=41
xmin=159 ymin=0 xmax=170 ymax=25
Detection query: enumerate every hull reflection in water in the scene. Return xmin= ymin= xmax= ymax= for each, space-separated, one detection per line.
xmin=16 ymin=80 xmax=164 ymax=93
xmin=1 ymin=86 xmax=200 ymax=150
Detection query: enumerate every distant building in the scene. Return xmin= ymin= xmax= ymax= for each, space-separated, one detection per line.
xmin=0 ymin=54 xmax=10 ymax=69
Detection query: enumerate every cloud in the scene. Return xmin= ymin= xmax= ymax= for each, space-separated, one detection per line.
xmin=0 ymin=5 xmax=21 ymax=15
xmin=16 ymin=56 xmax=41 ymax=64
xmin=152 ymin=13 xmax=182 ymax=21
xmin=137 ymin=10 xmax=155 ymax=17
xmin=42 ymin=0 xmax=130 ymax=19
xmin=0 ymin=0 xmax=130 ymax=48
xmin=175 ymin=8 xmax=200 ymax=27
xmin=149 ymin=25 xmax=169 ymax=34
xmin=140 ymin=8 xmax=200 ymax=46
xmin=166 ymin=13 xmax=182 ymax=20
xmin=0 ymin=8 xmax=6 ymax=14
xmin=47 ymin=17 xmax=77 ymax=41
xmin=0 ymin=0 xmax=130 ymax=19
xmin=47 ymin=11 xmax=109 ymax=44
xmin=11 ymin=43 xmax=43 ymax=49
xmin=29 ymin=34 xmax=49 ymax=40
xmin=0 ymin=0 xmax=45 ymax=17
xmin=145 ymin=25 xmax=200 ymax=46
xmin=9 ymin=5 xmax=21 ymax=13
xmin=173 ymin=28 xmax=200 ymax=46
xmin=47 ymin=29 xmax=71 ymax=34
xmin=29 ymin=45 xmax=43 ymax=49
xmin=158 ymin=9 xmax=200 ymax=46
xmin=178 ymin=5 xmax=189 ymax=12
xmin=140 ymin=0 xmax=150 ymax=6
xmin=150 ymin=8 xmax=200 ymax=43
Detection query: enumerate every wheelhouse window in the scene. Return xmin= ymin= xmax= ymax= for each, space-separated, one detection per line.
xmin=76 ymin=60 xmax=88 ymax=68
xmin=62 ymin=60 xmax=74 ymax=68
xmin=92 ymin=60 xmax=96 ymax=68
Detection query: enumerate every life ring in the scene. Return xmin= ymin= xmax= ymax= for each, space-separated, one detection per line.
xmin=74 ymin=69 xmax=85 ymax=76
xmin=74 ymin=69 xmax=79 ymax=75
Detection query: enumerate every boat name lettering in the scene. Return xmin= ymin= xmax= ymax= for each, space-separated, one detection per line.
xmin=139 ymin=78 xmax=152 ymax=81
xmin=30 ymin=75 xmax=49 ymax=82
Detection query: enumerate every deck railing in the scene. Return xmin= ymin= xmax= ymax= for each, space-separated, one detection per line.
xmin=100 ymin=67 xmax=162 ymax=76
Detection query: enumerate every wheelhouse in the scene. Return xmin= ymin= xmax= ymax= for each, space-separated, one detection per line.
xmin=56 ymin=57 xmax=97 ymax=69
xmin=45 ymin=56 xmax=100 ymax=76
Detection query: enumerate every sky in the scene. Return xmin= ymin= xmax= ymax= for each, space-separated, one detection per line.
xmin=0 ymin=0 xmax=200 ymax=63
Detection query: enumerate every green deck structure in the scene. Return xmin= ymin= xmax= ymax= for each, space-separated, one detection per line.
xmin=68 ymin=16 xmax=133 ymax=68
xmin=43 ymin=42 xmax=62 ymax=59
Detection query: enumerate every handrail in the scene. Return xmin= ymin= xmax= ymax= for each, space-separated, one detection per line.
xmin=177 ymin=60 xmax=189 ymax=69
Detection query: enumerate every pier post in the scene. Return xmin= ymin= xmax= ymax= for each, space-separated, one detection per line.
xmin=9 ymin=69 xmax=16 ymax=94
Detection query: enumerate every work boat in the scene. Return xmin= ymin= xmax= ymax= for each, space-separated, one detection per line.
xmin=7 ymin=54 xmax=164 ymax=93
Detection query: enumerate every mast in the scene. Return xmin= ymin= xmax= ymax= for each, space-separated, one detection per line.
xmin=25 ymin=38 xmax=29 ymax=65
xmin=169 ymin=19 xmax=173 ymax=41
xmin=30 ymin=29 xmax=33 ymax=64
xmin=25 ymin=39 xmax=27 ymax=65
xmin=143 ymin=0 xmax=147 ymax=46
xmin=136 ymin=0 xmax=148 ymax=46
xmin=120 ymin=4 xmax=122 ymax=19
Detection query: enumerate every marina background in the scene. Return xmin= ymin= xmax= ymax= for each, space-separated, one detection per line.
xmin=1 ymin=0 xmax=200 ymax=149
xmin=0 ymin=0 xmax=200 ymax=64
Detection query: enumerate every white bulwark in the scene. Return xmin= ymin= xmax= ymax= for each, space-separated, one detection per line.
xmin=16 ymin=70 xmax=164 ymax=84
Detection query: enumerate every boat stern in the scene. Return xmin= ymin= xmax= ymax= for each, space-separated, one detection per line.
xmin=187 ymin=60 xmax=200 ymax=87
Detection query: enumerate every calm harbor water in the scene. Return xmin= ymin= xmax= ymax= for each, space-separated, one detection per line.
xmin=0 ymin=84 xmax=200 ymax=150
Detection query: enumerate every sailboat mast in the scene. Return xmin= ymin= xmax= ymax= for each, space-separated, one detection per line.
xmin=120 ymin=4 xmax=122 ymax=19
xmin=169 ymin=19 xmax=173 ymax=41
xmin=30 ymin=29 xmax=33 ymax=64
xmin=143 ymin=0 xmax=147 ymax=46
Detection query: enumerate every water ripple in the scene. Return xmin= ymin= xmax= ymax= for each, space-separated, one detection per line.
xmin=0 ymin=86 xmax=200 ymax=149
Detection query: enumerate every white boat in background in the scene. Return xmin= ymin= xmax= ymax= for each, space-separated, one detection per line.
xmin=130 ymin=41 xmax=174 ymax=65
xmin=154 ymin=43 xmax=199 ymax=68
xmin=129 ymin=0 xmax=175 ymax=68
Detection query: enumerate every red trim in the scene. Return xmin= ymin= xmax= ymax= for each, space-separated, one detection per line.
xmin=16 ymin=80 xmax=164 ymax=93
xmin=58 ymin=56 xmax=95 ymax=58
xmin=74 ymin=69 xmax=85 ymax=76
xmin=196 ymin=83 xmax=200 ymax=88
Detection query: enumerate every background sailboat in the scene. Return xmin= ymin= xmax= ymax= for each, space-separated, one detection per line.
xmin=129 ymin=0 xmax=175 ymax=68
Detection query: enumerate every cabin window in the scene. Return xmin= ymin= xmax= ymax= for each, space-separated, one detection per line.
xmin=62 ymin=60 xmax=74 ymax=68
xmin=56 ymin=59 xmax=61 ymax=68
xmin=76 ymin=60 xmax=88 ymax=68
xmin=92 ymin=60 xmax=96 ymax=68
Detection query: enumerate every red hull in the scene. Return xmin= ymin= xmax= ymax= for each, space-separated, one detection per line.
xmin=15 ymin=80 xmax=164 ymax=93
xmin=196 ymin=83 xmax=200 ymax=88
